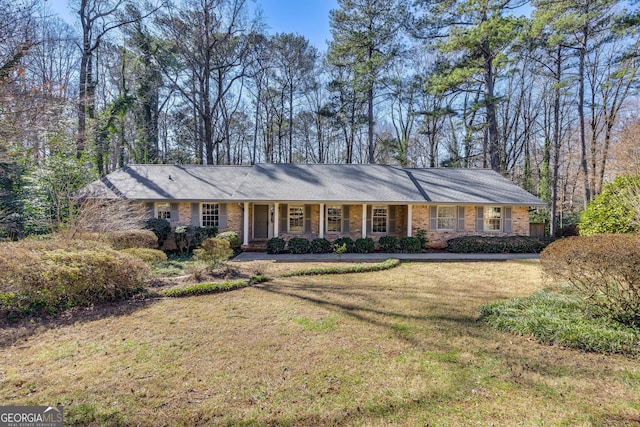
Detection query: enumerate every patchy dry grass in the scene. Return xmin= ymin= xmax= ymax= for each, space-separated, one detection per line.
xmin=1 ymin=260 xmax=639 ymax=426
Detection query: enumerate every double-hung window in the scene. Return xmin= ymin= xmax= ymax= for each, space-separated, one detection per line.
xmin=201 ymin=203 xmax=219 ymax=227
xmin=326 ymin=206 xmax=342 ymax=233
xmin=289 ymin=205 xmax=304 ymax=233
xmin=436 ymin=206 xmax=456 ymax=231
xmin=156 ymin=202 xmax=171 ymax=220
xmin=372 ymin=206 xmax=388 ymax=233
xmin=484 ymin=207 xmax=502 ymax=231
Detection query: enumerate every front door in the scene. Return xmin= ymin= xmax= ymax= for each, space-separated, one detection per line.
xmin=253 ymin=205 xmax=269 ymax=239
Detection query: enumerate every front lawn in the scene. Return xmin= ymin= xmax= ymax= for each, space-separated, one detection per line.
xmin=1 ymin=260 xmax=638 ymax=426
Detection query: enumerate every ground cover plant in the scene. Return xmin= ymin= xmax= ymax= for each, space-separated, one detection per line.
xmin=1 ymin=260 xmax=638 ymax=426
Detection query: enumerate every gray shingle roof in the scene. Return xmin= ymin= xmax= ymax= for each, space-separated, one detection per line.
xmin=81 ymin=164 xmax=546 ymax=206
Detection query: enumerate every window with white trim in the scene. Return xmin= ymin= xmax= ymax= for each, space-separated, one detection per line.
xmin=289 ymin=205 xmax=304 ymax=232
xmin=484 ymin=207 xmax=502 ymax=231
xmin=326 ymin=206 xmax=342 ymax=233
xmin=437 ymin=206 xmax=456 ymax=230
xmin=156 ymin=202 xmax=171 ymax=220
xmin=372 ymin=206 xmax=387 ymax=233
xmin=201 ymin=203 xmax=219 ymax=227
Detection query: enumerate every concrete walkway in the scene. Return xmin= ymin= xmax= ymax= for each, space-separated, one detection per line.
xmin=231 ymin=252 xmax=540 ymax=263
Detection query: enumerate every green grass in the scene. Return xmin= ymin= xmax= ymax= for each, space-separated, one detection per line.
xmin=480 ymin=290 xmax=640 ymax=356
xmin=280 ymin=258 xmax=400 ymax=277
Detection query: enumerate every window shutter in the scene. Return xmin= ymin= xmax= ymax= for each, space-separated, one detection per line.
xmin=342 ymin=205 xmax=350 ymax=233
xmin=146 ymin=203 xmax=154 ymax=218
xmin=279 ymin=204 xmax=287 ymax=234
xmin=304 ymin=205 xmax=312 ymax=233
xmin=504 ymin=207 xmax=512 ymax=233
xmin=170 ymin=203 xmax=179 ymax=221
xmin=388 ymin=206 xmax=397 ymax=233
xmin=366 ymin=205 xmax=372 ymax=234
xmin=429 ymin=206 xmax=437 ymax=231
xmin=476 ymin=207 xmax=484 ymax=232
xmin=218 ymin=203 xmax=227 ymax=229
xmin=457 ymin=206 xmax=465 ymax=231
xmin=191 ymin=203 xmax=200 ymax=226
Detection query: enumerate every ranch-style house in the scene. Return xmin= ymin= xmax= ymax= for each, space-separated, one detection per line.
xmin=82 ymin=163 xmax=547 ymax=249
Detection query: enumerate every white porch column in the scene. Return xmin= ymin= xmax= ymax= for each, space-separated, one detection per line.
xmin=243 ymin=202 xmax=250 ymax=246
xmin=319 ymin=203 xmax=325 ymax=238
xmin=273 ymin=202 xmax=280 ymax=237
xmin=362 ymin=204 xmax=367 ymax=238
xmin=407 ymin=204 xmax=413 ymax=237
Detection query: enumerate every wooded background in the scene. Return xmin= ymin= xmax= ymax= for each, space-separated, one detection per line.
xmin=1 ymin=0 xmax=639 ymax=235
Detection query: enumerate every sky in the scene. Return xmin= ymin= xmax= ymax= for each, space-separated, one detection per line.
xmin=45 ymin=0 xmax=338 ymax=50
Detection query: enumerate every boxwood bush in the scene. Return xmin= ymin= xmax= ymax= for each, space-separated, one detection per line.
xmin=266 ymin=237 xmax=285 ymax=254
xmin=333 ymin=237 xmax=355 ymax=253
xmin=399 ymin=236 xmax=422 ymax=253
xmin=446 ymin=236 xmax=555 ymax=253
xmin=310 ymin=238 xmax=332 ymax=254
xmin=193 ymin=238 xmax=233 ymax=266
xmin=288 ymin=237 xmax=310 ymax=254
xmin=354 ymin=237 xmax=375 ymax=254
xmin=378 ymin=235 xmax=398 ymax=253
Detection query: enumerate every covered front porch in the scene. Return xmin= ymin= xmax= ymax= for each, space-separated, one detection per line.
xmin=240 ymin=202 xmax=415 ymax=248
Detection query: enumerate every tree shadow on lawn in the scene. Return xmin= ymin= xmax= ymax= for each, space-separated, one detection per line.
xmin=255 ymin=279 xmax=498 ymax=351
xmin=0 ymin=296 xmax=158 ymax=349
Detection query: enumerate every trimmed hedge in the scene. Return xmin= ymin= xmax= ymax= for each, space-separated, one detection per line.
xmin=540 ymin=234 xmax=640 ymax=326
xmin=160 ymin=275 xmax=271 ymax=298
xmin=119 ymin=248 xmax=168 ymax=264
xmin=281 ymin=258 xmax=401 ymax=277
xmin=0 ymin=244 xmax=148 ymax=318
xmin=266 ymin=237 xmax=285 ymax=254
xmin=446 ymin=236 xmax=555 ymax=253
xmin=310 ymin=238 xmax=332 ymax=254
xmin=378 ymin=235 xmax=398 ymax=253
xmin=354 ymin=237 xmax=375 ymax=254
xmin=333 ymin=237 xmax=355 ymax=253
xmin=104 ymin=229 xmax=158 ymax=250
xmin=288 ymin=237 xmax=310 ymax=254
xmin=399 ymin=236 xmax=422 ymax=253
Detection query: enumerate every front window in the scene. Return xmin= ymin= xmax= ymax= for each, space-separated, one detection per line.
xmin=484 ymin=207 xmax=502 ymax=231
xmin=372 ymin=206 xmax=387 ymax=233
xmin=437 ymin=206 xmax=456 ymax=230
xmin=327 ymin=206 xmax=342 ymax=233
xmin=201 ymin=203 xmax=219 ymax=227
xmin=156 ymin=202 xmax=171 ymax=220
xmin=289 ymin=205 xmax=304 ymax=232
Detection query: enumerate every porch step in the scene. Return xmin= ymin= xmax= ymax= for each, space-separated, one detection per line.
xmin=242 ymin=240 xmax=268 ymax=252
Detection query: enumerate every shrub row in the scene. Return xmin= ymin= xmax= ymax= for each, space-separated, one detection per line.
xmin=0 ymin=241 xmax=148 ymax=318
xmin=266 ymin=236 xmax=423 ymax=254
xmin=281 ymin=258 xmax=401 ymax=277
xmin=159 ymin=275 xmax=271 ymax=298
xmin=540 ymin=234 xmax=640 ymax=327
xmin=446 ymin=236 xmax=556 ymax=253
